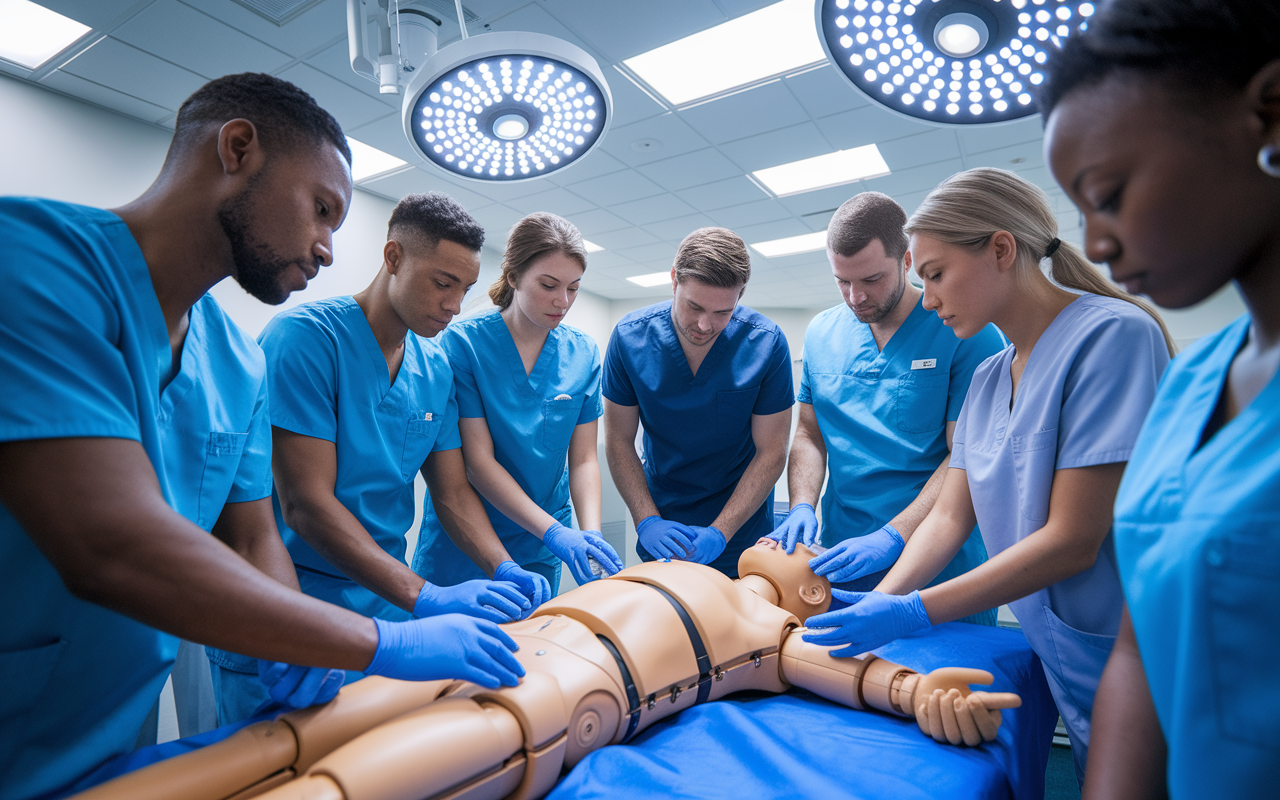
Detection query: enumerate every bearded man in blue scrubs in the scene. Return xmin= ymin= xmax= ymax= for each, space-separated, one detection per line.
xmin=0 ymin=75 xmax=523 ymax=800
xmin=770 ymin=193 xmax=1004 ymax=620
xmin=603 ymin=227 xmax=794 ymax=578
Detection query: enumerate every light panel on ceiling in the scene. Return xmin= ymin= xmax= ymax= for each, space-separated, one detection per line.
xmin=626 ymin=271 xmax=671 ymax=288
xmin=750 ymin=230 xmax=827 ymax=258
xmin=622 ymin=0 xmax=825 ymax=107
xmin=347 ymin=137 xmax=408 ymax=182
xmin=752 ymin=144 xmax=890 ymax=197
xmin=584 ymin=239 xmax=605 ymax=253
xmin=0 ymin=0 xmax=90 ymax=70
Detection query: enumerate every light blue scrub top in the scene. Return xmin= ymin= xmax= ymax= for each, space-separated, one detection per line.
xmin=1114 ymin=316 xmax=1280 ymax=797
xmin=0 ymin=199 xmax=176 ymax=800
xmin=602 ymin=301 xmax=794 ymax=577
xmin=798 ymin=298 xmax=1005 ymax=587
xmin=413 ymin=310 xmax=602 ymax=587
xmin=259 ymin=297 xmax=461 ymax=621
xmin=952 ymin=294 xmax=1169 ymax=774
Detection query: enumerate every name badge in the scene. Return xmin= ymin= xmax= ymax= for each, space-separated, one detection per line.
xmin=423 ymin=412 xmax=433 ymax=421
xmin=911 ymin=359 xmax=937 ymax=370
xmin=553 ymin=394 xmax=572 ymax=401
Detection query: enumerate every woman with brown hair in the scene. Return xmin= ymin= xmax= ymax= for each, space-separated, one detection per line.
xmin=412 ymin=212 xmax=623 ymax=595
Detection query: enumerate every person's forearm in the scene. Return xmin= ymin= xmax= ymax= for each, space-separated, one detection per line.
xmin=1083 ymin=608 xmax=1167 ymax=800
xmin=876 ymin=501 xmax=974 ymax=596
xmin=567 ymin=450 xmax=602 ymax=532
xmin=787 ymin=424 xmax=827 ymax=509
xmin=712 ymin=444 xmax=787 ymax=539
xmin=605 ymin=434 xmax=659 ymax=524
xmin=886 ymin=455 xmax=951 ymax=540
xmin=465 ymin=456 xmax=559 ymax=537
xmin=212 ymin=498 xmax=300 ymax=591
xmin=423 ymin=451 xmax=515 ymax=577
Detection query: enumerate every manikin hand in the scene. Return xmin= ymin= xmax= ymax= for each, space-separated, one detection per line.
xmin=801 ymin=588 xmax=931 ymax=656
xmin=256 ymin=660 xmax=345 ymax=711
xmin=364 ymin=614 xmax=525 ymax=689
xmin=542 ymin=522 xmax=625 ymax=584
xmin=413 ymin=578 xmax=530 ymax=623
xmin=911 ymin=668 xmax=1023 ymax=746
xmin=767 ymin=504 xmax=819 ymax=554
xmin=683 ymin=525 xmax=727 ymax=564
xmin=636 ymin=516 xmax=696 ymax=560
xmin=808 ymin=524 xmax=905 ymax=582
xmin=493 ymin=560 xmax=553 ymax=611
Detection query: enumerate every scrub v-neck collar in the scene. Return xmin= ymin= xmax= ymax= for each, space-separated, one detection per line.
xmin=663 ymin=304 xmax=729 ymax=385
xmin=854 ymin=295 xmax=930 ymax=367
xmin=995 ymin=294 xmax=1090 ymax=420
xmin=492 ymin=310 xmax=560 ymax=395
xmin=348 ymin=296 xmax=410 ymax=403
xmin=159 ymin=304 xmax=201 ymax=415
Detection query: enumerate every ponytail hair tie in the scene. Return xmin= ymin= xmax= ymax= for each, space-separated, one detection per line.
xmin=1043 ymin=237 xmax=1061 ymax=259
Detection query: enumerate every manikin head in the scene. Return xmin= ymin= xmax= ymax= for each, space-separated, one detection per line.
xmin=669 ymin=227 xmax=750 ymax=350
xmin=1040 ymin=0 xmax=1280 ymax=311
xmin=737 ymin=538 xmax=830 ymax=623
xmin=381 ymin=192 xmax=486 ymax=338
xmin=489 ymin=212 xmax=588 ymax=330
xmin=167 ymin=72 xmax=354 ymax=305
xmin=826 ymin=192 xmax=911 ymax=324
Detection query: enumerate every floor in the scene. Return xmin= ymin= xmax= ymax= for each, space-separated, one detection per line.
xmin=1045 ymin=743 xmax=1081 ymax=800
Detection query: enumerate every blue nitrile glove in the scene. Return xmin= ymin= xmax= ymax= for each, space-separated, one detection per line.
xmin=683 ymin=525 xmax=727 ymax=565
xmin=413 ymin=578 xmax=530 ymax=623
xmin=801 ymin=589 xmax=931 ymax=657
xmin=808 ymin=524 xmax=905 ymax=582
xmin=494 ymin=560 xmax=552 ymax=611
xmin=365 ymin=614 xmax=525 ymax=688
xmin=636 ymin=515 xmax=696 ymax=560
xmin=767 ymin=504 xmax=819 ymax=554
xmin=542 ymin=522 xmax=625 ymax=584
xmin=257 ymin=660 xmax=345 ymax=710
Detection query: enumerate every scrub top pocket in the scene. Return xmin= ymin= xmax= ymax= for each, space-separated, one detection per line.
xmin=1011 ymin=428 xmax=1057 ymax=523
xmin=895 ymin=372 xmax=948 ymax=433
xmin=198 ymin=431 xmax=247 ymax=529
xmin=1203 ymin=521 xmax=1280 ymax=745
xmin=542 ymin=396 xmax=584 ymax=451
xmin=716 ymin=388 xmax=757 ymax=436
xmin=402 ymin=413 xmax=442 ymax=480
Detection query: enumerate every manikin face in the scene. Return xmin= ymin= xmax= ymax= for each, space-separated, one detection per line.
xmin=387 ymin=238 xmax=481 ymax=337
xmin=218 ymin=143 xmax=352 ymax=304
xmin=670 ymin=275 xmax=742 ymax=349
xmin=739 ymin=538 xmax=830 ymax=622
xmin=510 ymin=251 xmax=584 ymax=330
xmin=829 ymin=238 xmax=908 ymax=324
xmin=910 ymin=232 xmax=1007 ymax=340
xmin=1045 ymin=73 xmax=1280 ymax=309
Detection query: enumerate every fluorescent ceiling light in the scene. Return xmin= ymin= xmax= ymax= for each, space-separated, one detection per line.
xmin=346 ymin=137 xmax=408 ymax=181
xmin=750 ymin=230 xmax=828 ymax=258
xmin=0 ymin=0 xmax=90 ymax=70
xmin=583 ymin=239 xmax=604 ymax=253
xmin=752 ymin=145 xmax=890 ymax=197
xmin=622 ymin=0 xmax=825 ymax=106
xmin=626 ymin=271 xmax=671 ymax=288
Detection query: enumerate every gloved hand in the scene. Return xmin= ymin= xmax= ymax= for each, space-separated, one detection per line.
xmin=494 ymin=560 xmax=552 ymax=611
xmin=364 ymin=614 xmax=524 ymax=688
xmin=542 ymin=522 xmax=624 ymax=584
xmin=413 ymin=578 xmax=530 ymax=623
xmin=257 ymin=660 xmax=344 ymax=711
xmin=808 ymin=524 xmax=905 ymax=582
xmin=683 ymin=525 xmax=727 ymax=565
xmin=636 ymin=515 xmax=695 ymax=560
xmin=767 ymin=504 xmax=819 ymax=554
xmin=801 ymin=589 xmax=931 ymax=657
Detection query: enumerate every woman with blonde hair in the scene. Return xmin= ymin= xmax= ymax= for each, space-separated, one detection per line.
xmin=413 ymin=212 xmax=622 ymax=595
xmin=801 ymin=167 xmax=1173 ymax=784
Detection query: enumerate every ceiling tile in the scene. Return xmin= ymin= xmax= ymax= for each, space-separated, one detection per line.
xmin=565 ymin=168 xmax=664 ymax=206
xmin=782 ymin=64 xmax=870 ymax=119
xmin=583 ymin=251 xmax=640 ymax=270
xmin=960 ymin=139 xmax=1045 ymax=172
xmin=815 ymin=103 xmax=931 ymax=151
xmin=775 ymin=182 xmax=863 ymax=219
xmin=539 ymin=0 xmax=727 ymax=62
xmin=877 ymin=129 xmax=963 ymax=171
xmin=704 ymin=197 xmax=793 ymax=229
xmin=635 ymin=148 xmax=741 ymax=193
xmin=738 ymin=217 xmax=811 ymax=245
xmin=276 ymin=62 xmax=401 ymax=129
xmin=563 ymin=207 xmax=629 ymax=236
xmin=546 ymin=149 xmax=627 ymax=185
xmin=956 ymin=114 xmax=1044 ymax=155
xmin=644 ymin=213 xmax=719 ymax=243
xmin=188 ymin=0 xmax=347 ymax=58
xmin=360 ymin=167 xmax=497 ymax=210
xmin=485 ymin=3 xmax=606 ymax=64
xmin=37 ymin=0 xmax=138 ymax=28
xmin=60 ymin=37 xmax=206 ymax=111
xmin=466 ymin=201 xmax=525 ymax=234
xmin=614 ymin=242 xmax=675 ymax=264
xmin=346 ymin=116 xmax=422 ymax=164
xmin=39 ymin=69 xmax=172 ymax=124
xmin=114 ymin=1 xmax=292 ymax=79
xmin=603 ymin=67 xmax=668 ymax=129
xmin=588 ymin=225 xmax=660 ymax=250
xmin=304 ymin=39 xmax=398 ymax=108
xmin=599 ymin=113 xmax=712 ymax=167
xmin=610 ymin=193 xmax=696 ymax=226
xmin=863 ymin=158 xmax=965 ymax=198
xmin=717 ymin=122 xmax=832 ymax=173
xmin=509 ymin=186 xmax=597 ymax=216
xmin=680 ymin=80 xmax=810 ymax=145
xmin=673 ymin=175 xmax=767 ymax=211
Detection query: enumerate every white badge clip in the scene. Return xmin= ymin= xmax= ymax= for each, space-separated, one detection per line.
xmin=911 ymin=359 xmax=937 ymax=370
xmin=423 ymin=412 xmax=433 ymax=421
xmin=553 ymin=394 xmax=572 ymax=401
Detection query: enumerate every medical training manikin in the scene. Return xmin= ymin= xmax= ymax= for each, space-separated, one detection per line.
xmin=74 ymin=539 xmax=1021 ymax=800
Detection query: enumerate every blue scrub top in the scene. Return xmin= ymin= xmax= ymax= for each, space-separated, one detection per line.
xmin=0 ymin=199 xmax=176 ymax=800
xmin=953 ymin=294 xmax=1169 ymax=771
xmin=602 ymin=301 xmax=794 ymax=576
xmin=413 ymin=310 xmax=602 ymax=587
xmin=798 ymin=298 xmax=1004 ymax=585
xmin=259 ymin=297 xmax=461 ymax=619
xmin=1114 ymin=316 xmax=1280 ymax=797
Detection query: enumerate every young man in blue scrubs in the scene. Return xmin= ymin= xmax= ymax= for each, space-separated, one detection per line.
xmin=0 ymin=75 xmax=523 ymax=800
xmin=603 ymin=227 xmax=794 ymax=578
xmin=258 ymin=193 xmax=548 ymax=681
xmin=773 ymin=193 xmax=1004 ymax=616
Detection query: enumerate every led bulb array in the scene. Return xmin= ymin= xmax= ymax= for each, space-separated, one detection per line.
xmin=409 ymin=55 xmax=605 ymax=181
xmin=819 ymin=0 xmax=1095 ymax=124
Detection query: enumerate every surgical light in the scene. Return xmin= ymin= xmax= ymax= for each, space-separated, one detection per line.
xmin=814 ymin=0 xmax=1093 ymax=124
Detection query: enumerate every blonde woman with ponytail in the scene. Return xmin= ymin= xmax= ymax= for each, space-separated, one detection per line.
xmin=412 ymin=212 xmax=622 ymax=596
xmin=799 ymin=168 xmax=1172 ymax=785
